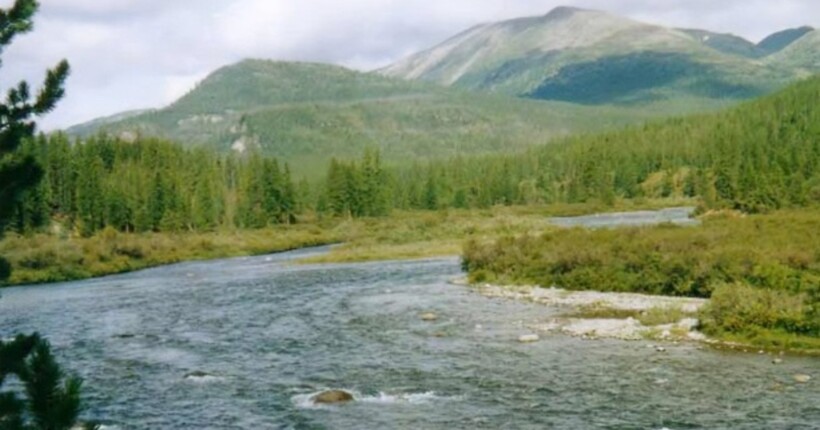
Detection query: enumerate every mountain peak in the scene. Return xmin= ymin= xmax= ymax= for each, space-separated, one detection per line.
xmin=757 ymin=26 xmax=815 ymax=55
xmin=544 ymin=6 xmax=588 ymax=20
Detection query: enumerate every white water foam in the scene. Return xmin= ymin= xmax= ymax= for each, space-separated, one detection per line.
xmin=292 ymin=390 xmax=454 ymax=409
xmin=358 ymin=391 xmax=441 ymax=404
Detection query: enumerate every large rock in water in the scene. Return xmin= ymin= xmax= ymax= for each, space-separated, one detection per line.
xmin=518 ymin=334 xmax=540 ymax=343
xmin=420 ymin=312 xmax=438 ymax=321
xmin=312 ymin=390 xmax=355 ymax=404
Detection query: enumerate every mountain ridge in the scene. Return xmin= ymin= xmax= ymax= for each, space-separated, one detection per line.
xmin=69 ymin=59 xmax=694 ymax=175
xmin=380 ymin=6 xmax=816 ymax=104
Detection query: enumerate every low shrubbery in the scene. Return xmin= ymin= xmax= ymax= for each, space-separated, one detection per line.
xmin=0 ymin=225 xmax=335 ymax=286
xmin=462 ymin=209 xmax=820 ymax=350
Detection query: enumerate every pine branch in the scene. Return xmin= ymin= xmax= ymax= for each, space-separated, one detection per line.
xmin=34 ymin=61 xmax=70 ymax=115
xmin=21 ymin=340 xmax=82 ymax=430
xmin=0 ymin=0 xmax=38 ymax=47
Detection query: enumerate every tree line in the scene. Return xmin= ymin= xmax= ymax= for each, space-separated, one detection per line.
xmin=385 ymin=76 xmax=820 ymax=212
xmin=9 ymin=76 xmax=820 ymax=237
xmin=8 ymin=134 xmax=298 ymax=236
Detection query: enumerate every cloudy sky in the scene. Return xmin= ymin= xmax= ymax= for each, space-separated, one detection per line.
xmin=1 ymin=0 xmax=817 ymax=130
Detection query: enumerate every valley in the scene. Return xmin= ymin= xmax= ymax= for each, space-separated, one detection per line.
xmin=1 ymin=3 xmax=818 ymax=428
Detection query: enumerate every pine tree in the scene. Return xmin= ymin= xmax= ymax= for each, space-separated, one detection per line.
xmin=0 ymin=334 xmax=97 ymax=430
xmin=0 ymin=4 xmax=91 ymax=428
xmin=0 ymin=0 xmax=69 ymax=276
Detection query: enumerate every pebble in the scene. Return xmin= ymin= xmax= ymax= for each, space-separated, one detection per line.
xmin=794 ymin=374 xmax=812 ymax=384
xmin=420 ymin=312 xmax=438 ymax=321
xmin=772 ymin=358 xmax=783 ymax=365
xmin=655 ymin=346 xmax=667 ymax=353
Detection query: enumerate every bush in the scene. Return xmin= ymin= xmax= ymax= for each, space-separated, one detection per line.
xmin=700 ymin=283 xmax=817 ymax=336
xmin=462 ymin=209 xmax=820 ymax=345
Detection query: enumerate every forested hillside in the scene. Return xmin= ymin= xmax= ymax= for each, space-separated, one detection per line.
xmin=12 ymin=76 xmax=819 ymax=239
xmin=67 ymin=60 xmax=667 ymax=172
xmin=372 ymin=76 xmax=820 ymax=212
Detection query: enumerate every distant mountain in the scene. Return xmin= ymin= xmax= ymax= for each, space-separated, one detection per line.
xmin=757 ymin=26 xmax=815 ymax=56
xmin=68 ymin=60 xmax=683 ymax=173
xmin=66 ymin=108 xmax=152 ymax=136
xmin=678 ymin=29 xmax=760 ymax=58
xmin=68 ymin=8 xmax=816 ymax=171
xmin=380 ymin=7 xmax=815 ymax=105
xmin=765 ymin=29 xmax=820 ymax=75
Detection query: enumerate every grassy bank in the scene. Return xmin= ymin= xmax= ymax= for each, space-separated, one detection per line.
xmin=0 ymin=225 xmax=337 ymax=286
xmin=298 ymin=199 xmax=694 ymax=264
xmin=1 ymin=199 xmax=689 ymax=287
xmin=462 ymin=208 xmax=820 ymax=352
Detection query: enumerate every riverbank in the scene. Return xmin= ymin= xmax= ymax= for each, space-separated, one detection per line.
xmin=458 ymin=278 xmax=707 ymax=341
xmin=462 ymin=208 xmax=820 ymax=354
xmin=2 ymin=200 xmax=690 ymax=287
xmin=466 ymin=280 xmax=820 ymax=357
xmin=0 ymin=226 xmax=337 ymax=286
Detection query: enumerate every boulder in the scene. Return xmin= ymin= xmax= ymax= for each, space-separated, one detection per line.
xmin=420 ymin=312 xmax=438 ymax=321
xmin=794 ymin=374 xmax=812 ymax=384
xmin=518 ymin=334 xmax=540 ymax=343
xmin=312 ymin=390 xmax=355 ymax=404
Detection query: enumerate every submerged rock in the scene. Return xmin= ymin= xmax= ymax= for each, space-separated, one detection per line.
xmin=518 ymin=334 xmax=540 ymax=343
xmin=793 ymin=374 xmax=812 ymax=383
xmin=183 ymin=371 xmax=223 ymax=383
xmin=312 ymin=390 xmax=355 ymax=404
xmin=111 ymin=333 xmax=136 ymax=339
xmin=420 ymin=312 xmax=438 ymax=321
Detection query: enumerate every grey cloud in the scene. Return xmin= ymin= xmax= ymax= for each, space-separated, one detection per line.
xmin=0 ymin=0 xmax=816 ymax=130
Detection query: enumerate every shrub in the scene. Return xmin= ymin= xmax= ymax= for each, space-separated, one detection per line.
xmin=699 ymin=283 xmax=816 ymax=336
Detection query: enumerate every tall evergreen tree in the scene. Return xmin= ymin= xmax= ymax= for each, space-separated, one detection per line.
xmin=0 ymin=0 xmax=69 ymax=278
xmin=0 ymin=4 xmax=93 ymax=429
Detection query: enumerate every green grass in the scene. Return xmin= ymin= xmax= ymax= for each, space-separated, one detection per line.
xmin=0 ymin=225 xmax=337 ymax=286
xmin=463 ymin=208 xmax=820 ymax=352
xmin=0 ymin=199 xmax=688 ymax=286
xmin=638 ymin=305 xmax=694 ymax=326
xmin=300 ymin=199 xmax=694 ymax=264
xmin=561 ymin=302 xmax=694 ymax=327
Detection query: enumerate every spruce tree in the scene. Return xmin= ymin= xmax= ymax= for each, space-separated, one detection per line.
xmin=0 ymin=2 xmax=92 ymax=429
xmin=0 ymin=0 xmax=69 ymax=270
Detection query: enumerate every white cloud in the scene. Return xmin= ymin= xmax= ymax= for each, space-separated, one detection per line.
xmin=0 ymin=0 xmax=815 ymax=130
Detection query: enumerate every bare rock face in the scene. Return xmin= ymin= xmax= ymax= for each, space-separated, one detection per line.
xmin=312 ymin=390 xmax=355 ymax=404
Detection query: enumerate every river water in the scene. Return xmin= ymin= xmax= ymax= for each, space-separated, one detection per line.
xmin=0 ymin=247 xmax=817 ymax=429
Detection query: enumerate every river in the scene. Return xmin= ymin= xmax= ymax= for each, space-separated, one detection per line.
xmin=0 ymin=247 xmax=817 ymax=429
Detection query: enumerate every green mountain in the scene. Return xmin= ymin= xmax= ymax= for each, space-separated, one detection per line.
xmin=380 ymin=7 xmax=815 ymax=105
xmin=757 ymin=26 xmax=815 ymax=56
xmin=678 ymin=29 xmax=760 ymax=58
xmin=766 ymin=29 xmax=820 ymax=74
xmin=67 ymin=59 xmax=690 ymax=173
